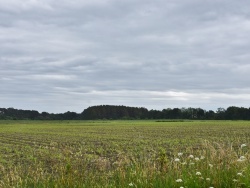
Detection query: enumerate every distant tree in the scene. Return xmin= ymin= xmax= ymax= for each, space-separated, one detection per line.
xmin=205 ymin=110 xmax=215 ymax=119
xmin=216 ymin=108 xmax=226 ymax=120
xmin=225 ymin=106 xmax=250 ymax=120
xmin=196 ymin=108 xmax=205 ymax=119
xmin=171 ymin=108 xmax=181 ymax=119
xmin=63 ymin=111 xmax=78 ymax=120
xmin=40 ymin=112 xmax=51 ymax=120
xmin=148 ymin=109 xmax=162 ymax=119
xmin=81 ymin=105 xmax=148 ymax=120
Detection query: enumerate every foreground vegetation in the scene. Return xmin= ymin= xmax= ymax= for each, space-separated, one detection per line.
xmin=0 ymin=120 xmax=250 ymax=187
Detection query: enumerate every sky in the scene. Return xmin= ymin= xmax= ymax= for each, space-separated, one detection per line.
xmin=1 ymin=0 xmax=250 ymax=113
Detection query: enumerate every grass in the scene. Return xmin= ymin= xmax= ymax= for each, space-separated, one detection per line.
xmin=0 ymin=120 xmax=250 ymax=187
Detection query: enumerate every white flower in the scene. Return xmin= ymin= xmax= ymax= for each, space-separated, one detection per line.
xmin=233 ymin=179 xmax=238 ymax=182
xmin=209 ymin=187 xmax=214 ymax=188
xmin=240 ymin=156 xmax=246 ymax=160
xmin=180 ymin=187 xmax=184 ymax=188
xmin=195 ymin=157 xmax=200 ymax=161
xmin=175 ymin=158 xmax=180 ymax=162
xmin=237 ymin=156 xmax=246 ymax=162
xmin=189 ymin=155 xmax=194 ymax=158
xmin=181 ymin=162 xmax=187 ymax=165
xmin=206 ymin=178 xmax=211 ymax=181
xmin=178 ymin=152 xmax=183 ymax=156
xmin=237 ymin=172 xmax=243 ymax=176
xmin=190 ymin=162 xmax=195 ymax=165
xmin=208 ymin=164 xmax=213 ymax=168
xmin=196 ymin=172 xmax=201 ymax=176
xmin=176 ymin=179 xmax=183 ymax=183
xmin=241 ymin=144 xmax=247 ymax=148
xmin=129 ymin=182 xmax=133 ymax=186
xmin=200 ymin=156 xmax=205 ymax=160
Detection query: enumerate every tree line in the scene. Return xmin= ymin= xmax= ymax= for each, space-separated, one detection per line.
xmin=0 ymin=105 xmax=250 ymax=120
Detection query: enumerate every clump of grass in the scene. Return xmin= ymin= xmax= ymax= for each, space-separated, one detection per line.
xmin=1 ymin=140 xmax=249 ymax=187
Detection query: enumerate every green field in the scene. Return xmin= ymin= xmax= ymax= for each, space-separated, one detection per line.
xmin=0 ymin=120 xmax=250 ymax=187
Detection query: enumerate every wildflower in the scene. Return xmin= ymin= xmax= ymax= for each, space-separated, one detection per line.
xmin=237 ymin=172 xmax=243 ymax=176
xmin=175 ymin=158 xmax=180 ymax=162
xmin=190 ymin=162 xmax=195 ymax=165
xmin=129 ymin=182 xmax=133 ymax=186
xmin=176 ymin=179 xmax=183 ymax=183
xmin=209 ymin=187 xmax=214 ymax=188
xmin=189 ymin=155 xmax=194 ymax=158
xmin=208 ymin=164 xmax=213 ymax=168
xmin=196 ymin=172 xmax=201 ymax=176
xmin=237 ymin=156 xmax=246 ymax=162
xmin=241 ymin=144 xmax=247 ymax=148
xmin=195 ymin=157 xmax=200 ymax=161
xmin=200 ymin=156 xmax=205 ymax=160
xmin=181 ymin=162 xmax=187 ymax=165
xmin=178 ymin=152 xmax=183 ymax=156
xmin=206 ymin=178 xmax=211 ymax=181
xmin=240 ymin=156 xmax=246 ymax=160
xmin=180 ymin=187 xmax=184 ymax=188
xmin=233 ymin=179 xmax=238 ymax=182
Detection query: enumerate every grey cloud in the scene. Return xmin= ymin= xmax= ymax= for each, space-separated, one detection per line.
xmin=1 ymin=0 xmax=250 ymax=112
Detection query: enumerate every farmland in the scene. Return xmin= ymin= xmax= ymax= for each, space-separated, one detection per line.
xmin=0 ymin=120 xmax=250 ymax=187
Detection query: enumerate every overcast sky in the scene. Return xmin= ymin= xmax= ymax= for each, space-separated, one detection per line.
xmin=1 ymin=0 xmax=250 ymax=113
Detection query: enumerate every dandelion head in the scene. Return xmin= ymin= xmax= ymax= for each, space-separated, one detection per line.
xmin=240 ymin=156 xmax=246 ymax=160
xmin=237 ymin=158 xmax=245 ymax=162
xmin=175 ymin=158 xmax=180 ymax=162
xmin=178 ymin=152 xmax=183 ymax=156
xmin=241 ymin=144 xmax=247 ymax=148
xmin=195 ymin=157 xmax=200 ymax=161
xmin=196 ymin=172 xmax=201 ymax=176
xmin=237 ymin=172 xmax=243 ymax=176
xmin=237 ymin=156 xmax=246 ymax=162
xmin=176 ymin=179 xmax=183 ymax=183
xmin=189 ymin=155 xmax=194 ymax=158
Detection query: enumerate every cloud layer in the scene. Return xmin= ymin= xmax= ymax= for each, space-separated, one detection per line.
xmin=1 ymin=0 xmax=250 ymax=112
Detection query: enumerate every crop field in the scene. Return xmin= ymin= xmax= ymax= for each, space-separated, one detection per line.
xmin=0 ymin=120 xmax=250 ymax=188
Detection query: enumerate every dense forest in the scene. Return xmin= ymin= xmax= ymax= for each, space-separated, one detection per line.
xmin=0 ymin=105 xmax=250 ymax=120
